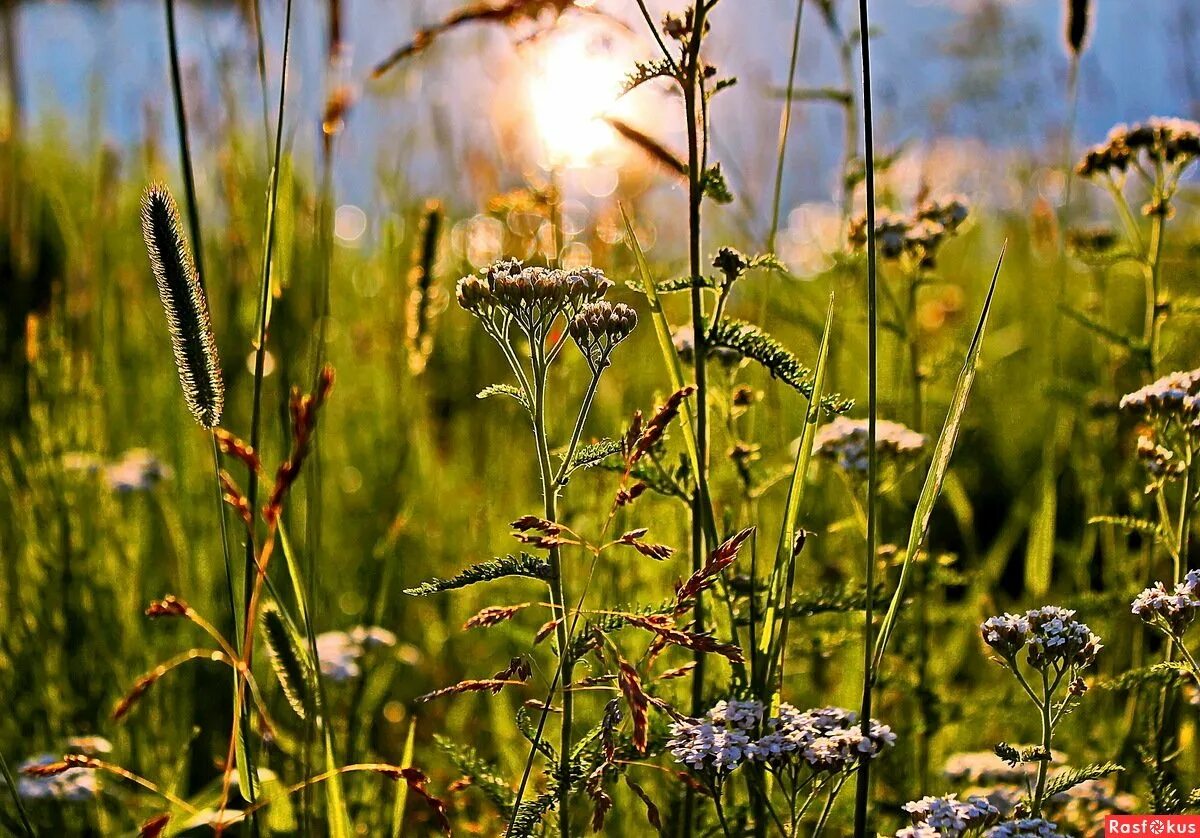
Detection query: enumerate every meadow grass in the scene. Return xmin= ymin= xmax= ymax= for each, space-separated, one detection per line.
xmin=2 ymin=1 xmax=1200 ymax=835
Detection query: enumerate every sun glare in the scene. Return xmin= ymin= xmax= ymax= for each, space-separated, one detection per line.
xmin=527 ymin=30 xmax=630 ymax=169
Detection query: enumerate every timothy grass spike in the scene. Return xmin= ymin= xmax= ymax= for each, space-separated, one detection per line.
xmin=140 ymin=183 xmax=224 ymax=428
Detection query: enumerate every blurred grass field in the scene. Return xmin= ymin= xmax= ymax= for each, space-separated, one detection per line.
xmin=3 ymin=1 xmax=1200 ymax=835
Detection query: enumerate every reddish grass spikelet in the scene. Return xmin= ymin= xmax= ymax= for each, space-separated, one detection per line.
xmin=382 ymin=767 xmax=452 ymax=835
xmin=616 ymin=656 xmax=649 ymax=752
xmin=656 ymin=661 xmax=697 ymax=681
xmin=586 ymin=767 xmax=614 ymax=831
xmin=370 ymin=0 xmax=583 ymax=78
xmin=534 ymin=617 xmax=563 ymax=644
xmin=604 ymin=116 xmax=688 ymax=179
xmin=510 ymin=515 xmax=561 ymax=534
xmin=493 ymin=655 xmax=532 ymax=682
xmin=601 ymin=698 xmax=621 ymax=762
xmin=463 ymin=603 xmax=532 ymax=629
xmin=618 ymin=529 xmax=673 ymax=561
xmin=21 ymin=760 xmax=72 ymax=778
xmin=623 ymin=614 xmax=745 ymax=664
xmin=418 ymin=678 xmax=527 ymax=703
xmin=219 ymin=470 xmax=253 ymax=530
xmin=138 ymin=814 xmax=171 ymax=838
xmin=146 ymin=595 xmax=189 ymax=618
xmin=113 ymin=674 xmax=155 ymax=721
xmin=213 ymin=428 xmax=261 ymax=473
xmin=614 ymin=481 xmax=648 ymax=508
xmin=624 ymin=777 xmax=663 ymax=831
xmin=632 ymin=386 xmax=696 ymax=464
xmin=265 ymin=365 xmax=335 ymax=522
xmin=673 ymin=526 xmax=754 ymax=610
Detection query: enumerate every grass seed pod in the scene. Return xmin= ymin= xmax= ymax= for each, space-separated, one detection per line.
xmin=140 ymin=183 xmax=224 ymax=428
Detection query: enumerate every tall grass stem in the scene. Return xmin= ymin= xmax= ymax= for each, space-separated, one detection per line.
xmin=852 ymin=0 xmax=878 ymax=831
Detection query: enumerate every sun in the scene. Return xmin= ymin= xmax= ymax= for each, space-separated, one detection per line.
xmin=527 ymin=29 xmax=631 ymax=169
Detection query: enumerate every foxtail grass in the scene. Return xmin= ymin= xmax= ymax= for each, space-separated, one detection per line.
xmin=140 ymin=185 xmax=224 ymax=430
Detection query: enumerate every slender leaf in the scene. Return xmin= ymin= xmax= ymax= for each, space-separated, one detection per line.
xmin=758 ymin=295 xmax=835 ymax=694
xmin=390 ymin=718 xmax=417 ymax=838
xmin=620 ymin=204 xmax=717 ymax=545
xmin=871 ymin=244 xmax=1006 ymax=673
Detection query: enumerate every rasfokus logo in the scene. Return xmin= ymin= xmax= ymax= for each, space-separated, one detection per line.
xmin=1107 ymin=816 xmax=1200 ymax=835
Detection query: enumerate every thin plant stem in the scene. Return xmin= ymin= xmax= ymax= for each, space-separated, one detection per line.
xmin=525 ymin=345 xmax=574 ymax=835
xmin=680 ymin=8 xmax=716 ymax=833
xmin=0 ymin=748 xmax=34 ymax=837
xmin=852 ymin=0 xmax=878 ymax=833
xmin=211 ymin=432 xmax=240 ymax=649
xmin=245 ymin=0 xmax=294 ymax=627
xmin=163 ymin=0 xmax=206 ymax=293
xmin=685 ymin=0 xmax=714 ymax=702
xmin=236 ymin=0 xmax=292 ymax=820
xmin=1031 ymin=670 xmax=1054 ymax=815
xmin=1144 ymin=167 xmax=1167 ymax=374
xmin=813 ymin=776 xmax=847 ymax=836
xmin=767 ymin=0 xmax=805 ymax=253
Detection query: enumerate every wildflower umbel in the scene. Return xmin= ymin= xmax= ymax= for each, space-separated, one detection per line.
xmin=983 ymin=818 xmax=1065 ymax=838
xmin=849 ymin=195 xmax=969 ymax=267
xmin=1077 ymin=117 xmax=1200 ymax=181
xmin=1132 ymin=580 xmax=1199 ymax=637
xmin=140 ymin=183 xmax=225 ymax=429
xmin=897 ymin=793 xmax=1001 ymax=837
xmin=1120 ymin=368 xmax=1200 ymax=427
xmin=457 ymin=260 xmax=614 ymax=337
xmin=668 ymin=699 xmax=895 ymax=782
xmin=815 ymin=416 xmax=926 ymax=474
xmin=569 ymin=300 xmax=638 ymax=372
xmin=982 ymin=606 xmax=1102 ymax=672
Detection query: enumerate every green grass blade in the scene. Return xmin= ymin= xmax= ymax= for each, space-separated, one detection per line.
xmin=390 ymin=717 xmax=418 ymax=838
xmin=620 ymin=203 xmax=716 ymax=545
xmin=758 ymin=294 xmax=835 ymax=695
xmin=323 ymin=724 xmax=353 ymax=838
xmin=277 ymin=523 xmax=352 ymax=837
xmin=871 ymin=243 xmax=1006 ymax=674
xmin=0 ymin=749 xmax=35 ymax=838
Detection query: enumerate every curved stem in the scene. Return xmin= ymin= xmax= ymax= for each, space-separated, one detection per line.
xmin=813 ymin=776 xmax=846 ymax=836
xmin=1031 ymin=670 xmax=1053 ymax=815
xmin=767 ymin=0 xmax=806 ymax=253
xmin=554 ymin=371 xmax=603 ymax=486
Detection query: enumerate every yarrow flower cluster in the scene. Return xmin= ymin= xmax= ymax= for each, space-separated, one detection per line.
xmin=1120 ymin=369 xmax=1200 ymax=424
xmin=982 ymin=818 xmax=1064 ymax=838
xmin=896 ymin=793 xmax=1001 ymax=837
xmin=981 ymin=607 xmax=1102 ymax=672
xmin=1132 ymin=570 xmax=1200 ymax=638
xmin=102 ymin=449 xmax=173 ymax=492
xmin=1077 ymin=117 xmax=1200 ymax=180
xmin=457 ymin=259 xmax=635 ymax=369
xmin=667 ymin=700 xmax=895 ymax=781
xmin=315 ymin=625 xmax=397 ymax=682
xmin=848 ymin=196 xmax=969 ymax=267
xmin=814 ymin=416 xmax=927 ymax=474
xmin=568 ymin=300 xmax=638 ymax=372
